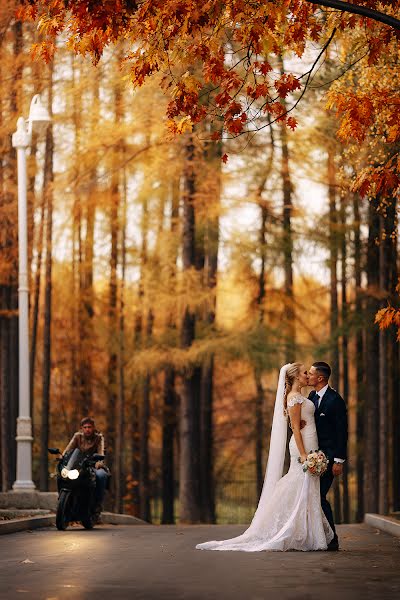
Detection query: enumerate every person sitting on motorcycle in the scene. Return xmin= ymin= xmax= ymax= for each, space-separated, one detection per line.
xmin=63 ymin=417 xmax=109 ymax=516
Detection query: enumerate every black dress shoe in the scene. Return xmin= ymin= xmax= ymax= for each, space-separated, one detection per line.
xmin=327 ymin=540 xmax=339 ymax=551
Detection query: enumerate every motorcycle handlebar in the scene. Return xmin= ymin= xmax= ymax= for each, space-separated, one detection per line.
xmin=48 ymin=448 xmax=61 ymax=455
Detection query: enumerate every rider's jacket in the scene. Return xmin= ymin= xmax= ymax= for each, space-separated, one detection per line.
xmin=63 ymin=431 xmax=105 ymax=458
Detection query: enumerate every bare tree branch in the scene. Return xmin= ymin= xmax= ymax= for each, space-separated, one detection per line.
xmin=304 ymin=0 xmax=400 ymax=30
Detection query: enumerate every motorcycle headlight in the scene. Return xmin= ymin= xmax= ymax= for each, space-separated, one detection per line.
xmin=61 ymin=467 xmax=69 ymax=479
xmin=67 ymin=469 xmax=79 ymax=480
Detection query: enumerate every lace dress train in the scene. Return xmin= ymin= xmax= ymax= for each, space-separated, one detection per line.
xmin=196 ymin=395 xmax=334 ymax=552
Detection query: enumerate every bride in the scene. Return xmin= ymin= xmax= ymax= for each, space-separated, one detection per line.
xmin=196 ymin=363 xmax=334 ymax=552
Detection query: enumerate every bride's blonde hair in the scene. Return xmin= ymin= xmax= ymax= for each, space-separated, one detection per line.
xmin=283 ymin=362 xmax=303 ymax=416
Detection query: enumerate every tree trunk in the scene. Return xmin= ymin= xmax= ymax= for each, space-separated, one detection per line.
xmin=162 ymin=175 xmax=180 ymax=524
xmin=200 ymin=355 xmax=215 ymax=523
xmin=179 ymin=134 xmax=201 ymax=523
xmin=353 ymin=195 xmax=365 ymax=522
xmin=129 ymin=389 xmax=141 ymax=517
xmin=0 ymin=57 xmax=12 ymax=489
xmin=253 ymin=117 xmax=275 ymax=498
xmin=39 ymin=71 xmax=54 ymax=490
xmin=114 ymin=148 xmax=127 ymax=514
xmin=340 ymin=195 xmax=349 ymax=523
xmin=328 ymin=151 xmax=340 ymax=388
xmin=29 ymin=184 xmax=45 ymax=423
xmin=40 ymin=68 xmax=54 ymax=491
xmin=0 ymin=52 xmax=3 ymax=488
xmin=328 ymin=148 xmax=341 ymax=523
xmin=140 ymin=309 xmax=153 ymax=522
xmin=162 ymin=366 xmax=176 ymax=524
xmin=378 ymin=199 xmax=397 ymax=514
xmin=0 ymin=297 xmax=11 ymax=490
xmin=107 ymin=64 xmax=124 ymax=503
xmin=107 ymin=166 xmax=119 ymax=502
xmin=0 ymin=20 xmax=24 ymax=489
xmin=27 ymin=58 xmax=41 ymax=295
xmin=70 ymin=56 xmax=82 ymax=429
xmin=129 ymin=212 xmax=143 ymax=519
xmin=390 ymin=232 xmax=400 ymax=511
xmin=78 ymin=70 xmax=99 ymax=415
xmin=133 ymin=145 xmax=151 ymax=521
xmin=277 ymin=56 xmax=295 ymax=362
xmin=281 ymin=125 xmax=295 ymax=361
xmin=364 ymin=198 xmax=380 ymax=513
xmin=390 ymin=330 xmax=400 ymax=512
xmin=378 ymin=214 xmax=388 ymax=515
xmin=27 ymin=94 xmax=40 ymax=423
xmin=255 ymin=202 xmax=268 ymax=498
xmin=199 ymin=132 xmax=221 ymax=523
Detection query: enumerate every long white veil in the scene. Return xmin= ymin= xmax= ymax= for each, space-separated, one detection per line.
xmin=246 ymin=363 xmax=291 ymax=532
xmin=197 ymin=363 xmax=291 ymax=549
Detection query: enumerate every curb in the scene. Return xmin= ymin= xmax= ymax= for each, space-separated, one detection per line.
xmin=0 ymin=514 xmax=55 ymax=535
xmin=101 ymin=512 xmax=148 ymax=525
xmin=0 ymin=512 xmax=147 ymax=535
xmin=0 ymin=492 xmax=57 ymax=510
xmin=365 ymin=513 xmax=400 ymax=538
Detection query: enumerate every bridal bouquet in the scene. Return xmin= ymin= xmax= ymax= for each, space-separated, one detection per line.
xmin=299 ymin=450 xmax=329 ymax=477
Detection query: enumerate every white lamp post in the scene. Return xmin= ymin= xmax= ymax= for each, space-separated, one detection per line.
xmin=11 ymin=94 xmax=51 ymax=491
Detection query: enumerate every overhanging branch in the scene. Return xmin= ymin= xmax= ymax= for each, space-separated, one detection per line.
xmin=304 ymin=0 xmax=400 ymax=30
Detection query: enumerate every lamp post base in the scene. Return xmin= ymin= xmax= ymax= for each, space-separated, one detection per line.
xmin=12 ymin=481 xmax=36 ymax=492
xmin=13 ymin=417 xmax=35 ymax=492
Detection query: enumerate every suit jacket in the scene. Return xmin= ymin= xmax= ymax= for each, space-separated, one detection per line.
xmin=308 ymin=387 xmax=348 ymax=461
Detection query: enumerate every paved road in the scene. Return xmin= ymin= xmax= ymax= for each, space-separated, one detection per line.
xmin=0 ymin=523 xmax=399 ymax=600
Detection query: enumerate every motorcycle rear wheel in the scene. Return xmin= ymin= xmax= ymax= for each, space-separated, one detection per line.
xmin=56 ymin=490 xmax=71 ymax=530
xmin=81 ymin=517 xmax=95 ymax=529
xmin=81 ymin=515 xmax=95 ymax=529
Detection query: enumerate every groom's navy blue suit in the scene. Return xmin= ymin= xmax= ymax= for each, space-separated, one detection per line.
xmin=308 ymin=386 xmax=348 ymax=545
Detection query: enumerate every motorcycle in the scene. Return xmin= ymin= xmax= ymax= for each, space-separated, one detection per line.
xmin=48 ymin=447 xmax=105 ymax=530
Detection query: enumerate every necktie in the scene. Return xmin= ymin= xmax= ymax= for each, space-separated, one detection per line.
xmin=314 ymin=394 xmax=320 ymax=409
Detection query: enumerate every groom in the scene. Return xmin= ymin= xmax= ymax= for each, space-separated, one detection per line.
xmin=308 ymin=361 xmax=348 ymax=551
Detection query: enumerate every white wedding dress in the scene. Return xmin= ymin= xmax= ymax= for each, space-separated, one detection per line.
xmin=196 ymin=392 xmax=334 ymax=552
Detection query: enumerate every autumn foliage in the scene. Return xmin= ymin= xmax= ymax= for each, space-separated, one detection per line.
xmin=376 ymin=280 xmax=400 ymax=340
xmin=17 ymin=2 xmax=399 ymax=135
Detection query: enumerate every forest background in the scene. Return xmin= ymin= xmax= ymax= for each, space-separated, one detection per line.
xmin=0 ymin=0 xmax=399 ymax=526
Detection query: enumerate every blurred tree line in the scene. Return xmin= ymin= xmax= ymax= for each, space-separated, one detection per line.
xmin=0 ymin=2 xmax=399 ymax=524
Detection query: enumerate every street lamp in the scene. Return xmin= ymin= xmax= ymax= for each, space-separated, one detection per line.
xmin=11 ymin=94 xmax=51 ymax=491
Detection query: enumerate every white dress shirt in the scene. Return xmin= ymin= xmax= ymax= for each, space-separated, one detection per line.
xmin=316 ymin=384 xmax=329 ymax=407
xmin=315 ymin=384 xmax=345 ymax=464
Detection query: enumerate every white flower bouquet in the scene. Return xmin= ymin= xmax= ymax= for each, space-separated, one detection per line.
xmin=299 ymin=450 xmax=329 ymax=477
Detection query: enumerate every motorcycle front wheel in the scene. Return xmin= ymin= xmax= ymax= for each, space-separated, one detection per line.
xmin=56 ymin=489 xmax=71 ymax=530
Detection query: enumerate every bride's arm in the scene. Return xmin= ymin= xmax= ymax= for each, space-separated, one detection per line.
xmin=288 ymin=403 xmax=307 ymax=463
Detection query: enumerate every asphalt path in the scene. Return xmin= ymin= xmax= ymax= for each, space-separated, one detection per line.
xmin=0 ymin=523 xmax=399 ymax=600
